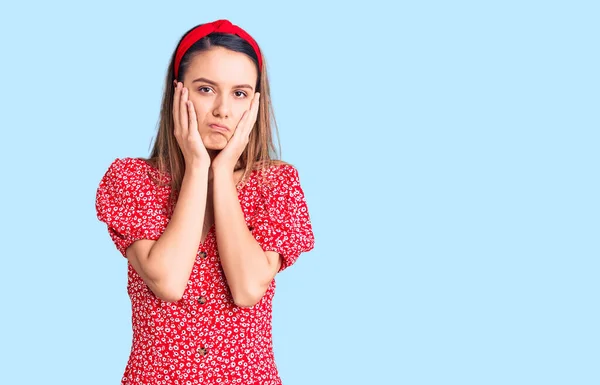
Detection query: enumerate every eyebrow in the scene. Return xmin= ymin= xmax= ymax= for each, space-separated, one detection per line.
xmin=191 ymin=77 xmax=254 ymax=91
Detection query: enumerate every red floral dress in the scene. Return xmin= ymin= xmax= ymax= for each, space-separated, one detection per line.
xmin=95 ymin=157 xmax=315 ymax=385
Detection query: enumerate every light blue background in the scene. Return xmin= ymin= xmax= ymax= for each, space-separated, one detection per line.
xmin=1 ymin=1 xmax=598 ymax=384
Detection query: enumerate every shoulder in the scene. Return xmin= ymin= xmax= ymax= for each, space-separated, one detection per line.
xmin=100 ymin=157 xmax=167 ymax=188
xmin=250 ymin=161 xmax=309 ymax=201
xmin=103 ymin=157 xmax=153 ymax=178
xmin=96 ymin=157 xmax=171 ymax=215
xmin=258 ymin=161 xmax=302 ymax=186
xmin=97 ymin=157 xmax=170 ymax=205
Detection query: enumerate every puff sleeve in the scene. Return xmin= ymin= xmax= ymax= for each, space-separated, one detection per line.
xmin=251 ymin=165 xmax=315 ymax=272
xmin=95 ymin=158 xmax=170 ymax=258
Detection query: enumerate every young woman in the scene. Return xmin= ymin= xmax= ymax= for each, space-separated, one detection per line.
xmin=95 ymin=19 xmax=315 ymax=385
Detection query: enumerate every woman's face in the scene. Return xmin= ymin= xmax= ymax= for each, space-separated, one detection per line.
xmin=181 ymin=46 xmax=258 ymax=151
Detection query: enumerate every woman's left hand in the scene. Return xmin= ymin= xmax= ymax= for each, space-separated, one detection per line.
xmin=212 ymin=92 xmax=260 ymax=172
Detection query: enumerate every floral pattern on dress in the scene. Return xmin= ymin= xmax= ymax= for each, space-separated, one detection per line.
xmin=96 ymin=157 xmax=314 ymax=385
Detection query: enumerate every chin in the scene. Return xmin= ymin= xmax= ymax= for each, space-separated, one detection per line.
xmin=203 ymin=139 xmax=228 ymax=151
xmin=201 ymin=130 xmax=233 ymax=149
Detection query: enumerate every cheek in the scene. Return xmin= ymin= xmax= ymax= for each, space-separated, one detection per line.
xmin=234 ymin=101 xmax=252 ymax=121
xmin=190 ymin=97 xmax=210 ymax=119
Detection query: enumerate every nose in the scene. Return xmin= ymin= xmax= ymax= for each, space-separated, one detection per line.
xmin=212 ymin=94 xmax=231 ymax=118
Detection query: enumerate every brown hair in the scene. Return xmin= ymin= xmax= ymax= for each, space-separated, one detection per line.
xmin=140 ymin=28 xmax=285 ymax=210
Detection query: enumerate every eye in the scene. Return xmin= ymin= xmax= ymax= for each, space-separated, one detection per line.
xmin=234 ymin=90 xmax=248 ymax=98
xmin=198 ymin=86 xmax=213 ymax=94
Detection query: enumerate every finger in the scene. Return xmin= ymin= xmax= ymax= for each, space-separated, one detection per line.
xmin=241 ymin=93 xmax=260 ymax=137
xmin=173 ymin=82 xmax=181 ymax=135
xmin=187 ymin=100 xmax=198 ymax=134
xmin=179 ymin=86 xmax=190 ymax=134
xmin=249 ymin=92 xmax=261 ymax=125
xmin=237 ymin=94 xmax=259 ymax=129
xmin=235 ymin=110 xmax=249 ymax=136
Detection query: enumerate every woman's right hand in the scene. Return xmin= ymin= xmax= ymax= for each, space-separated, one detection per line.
xmin=173 ymin=81 xmax=210 ymax=168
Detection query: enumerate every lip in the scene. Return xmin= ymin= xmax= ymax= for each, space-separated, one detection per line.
xmin=209 ymin=123 xmax=230 ymax=132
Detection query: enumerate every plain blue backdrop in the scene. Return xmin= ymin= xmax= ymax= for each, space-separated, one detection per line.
xmin=1 ymin=1 xmax=598 ymax=384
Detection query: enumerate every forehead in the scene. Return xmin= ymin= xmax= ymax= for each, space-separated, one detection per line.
xmin=184 ymin=46 xmax=258 ymax=85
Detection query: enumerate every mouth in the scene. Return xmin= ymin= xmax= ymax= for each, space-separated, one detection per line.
xmin=209 ymin=124 xmax=230 ymax=133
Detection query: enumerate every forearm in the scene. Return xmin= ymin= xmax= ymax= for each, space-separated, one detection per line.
xmin=213 ymin=168 xmax=276 ymax=307
xmin=145 ymin=164 xmax=210 ymax=297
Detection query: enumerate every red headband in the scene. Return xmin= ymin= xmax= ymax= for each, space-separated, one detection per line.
xmin=174 ymin=19 xmax=262 ymax=79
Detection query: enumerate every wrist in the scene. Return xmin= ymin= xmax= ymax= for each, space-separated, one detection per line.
xmin=211 ymin=162 xmax=235 ymax=175
xmin=212 ymin=166 xmax=236 ymax=184
xmin=185 ymin=160 xmax=211 ymax=174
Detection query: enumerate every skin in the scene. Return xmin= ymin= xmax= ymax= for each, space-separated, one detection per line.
xmin=126 ymin=47 xmax=281 ymax=306
xmin=177 ymin=46 xmax=258 ymax=165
